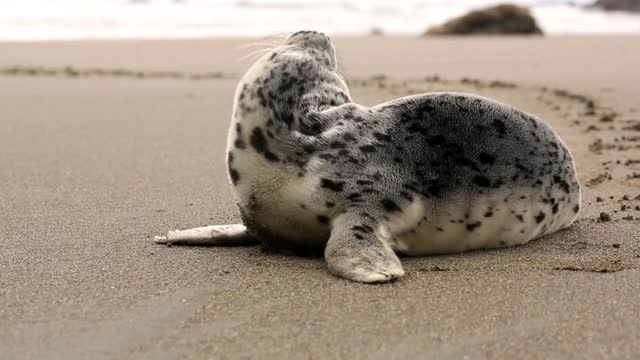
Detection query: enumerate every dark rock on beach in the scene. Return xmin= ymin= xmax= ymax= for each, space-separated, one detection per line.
xmin=594 ymin=0 xmax=640 ymax=12
xmin=425 ymin=4 xmax=543 ymax=36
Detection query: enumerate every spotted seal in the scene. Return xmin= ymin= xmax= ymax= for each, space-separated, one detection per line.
xmin=155 ymin=30 xmax=581 ymax=283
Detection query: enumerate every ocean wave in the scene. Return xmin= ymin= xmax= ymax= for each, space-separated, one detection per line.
xmin=0 ymin=0 xmax=638 ymax=40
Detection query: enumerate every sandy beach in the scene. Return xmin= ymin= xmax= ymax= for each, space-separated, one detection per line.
xmin=1 ymin=36 xmax=639 ymax=359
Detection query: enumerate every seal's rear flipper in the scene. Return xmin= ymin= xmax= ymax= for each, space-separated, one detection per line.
xmin=324 ymin=213 xmax=404 ymax=283
xmin=154 ymin=224 xmax=258 ymax=246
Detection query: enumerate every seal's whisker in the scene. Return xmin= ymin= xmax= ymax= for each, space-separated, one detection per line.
xmin=336 ymin=54 xmax=351 ymax=90
xmin=237 ymin=47 xmax=274 ymax=64
xmin=238 ymin=33 xmax=289 ymax=49
xmin=267 ymin=32 xmax=292 ymax=45
xmin=235 ymin=38 xmax=282 ymax=50
xmin=235 ymin=42 xmax=274 ymax=50
xmin=235 ymin=33 xmax=291 ymax=64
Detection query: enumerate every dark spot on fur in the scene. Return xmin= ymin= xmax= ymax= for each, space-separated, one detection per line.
xmin=325 ymin=201 xmax=335 ymax=208
xmin=466 ymin=222 xmax=482 ymax=231
xmin=373 ymin=132 xmax=392 ymax=142
xmin=318 ymin=153 xmax=335 ymax=161
xmin=516 ymin=214 xmax=524 ymax=222
xmin=381 ymin=198 xmax=401 ymax=212
xmin=281 ymin=112 xmax=294 ymax=126
xmin=559 ymin=180 xmax=570 ymax=193
xmin=352 ymin=225 xmax=372 ymax=234
xmin=303 ymin=144 xmax=316 ymax=154
xmin=535 ymin=212 xmax=546 ymax=224
xmin=320 ymin=178 xmax=344 ymax=192
xmin=484 ymin=211 xmax=493 ymax=218
xmin=360 ymin=145 xmax=377 ymax=153
xmin=234 ymin=138 xmax=246 ymax=149
xmin=478 ymin=152 xmax=495 ymax=164
xmin=426 ymin=135 xmax=446 ymax=146
xmin=317 ymin=215 xmax=329 ymax=224
xmin=492 ymin=119 xmax=506 ymax=135
xmin=406 ymin=123 xmax=424 ymax=134
xmin=473 ymin=175 xmax=491 ymax=187
xmin=573 ymin=204 xmax=580 ymax=213
xmin=264 ymin=151 xmax=280 ymax=162
xmin=229 ymin=168 xmax=240 ymax=185
xmin=356 ymin=180 xmax=373 ymax=186
xmin=454 ymin=157 xmax=477 ymax=169
xmin=552 ymin=203 xmax=559 ymax=214
xmin=343 ymin=133 xmax=356 ymax=141
xmin=250 ymin=127 xmax=268 ymax=153
xmin=354 ymin=233 xmax=364 ymax=240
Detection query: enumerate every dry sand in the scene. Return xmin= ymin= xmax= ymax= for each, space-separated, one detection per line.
xmin=1 ymin=36 xmax=639 ymax=359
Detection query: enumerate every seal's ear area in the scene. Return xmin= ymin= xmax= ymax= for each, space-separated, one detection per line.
xmin=324 ymin=212 xmax=404 ymax=283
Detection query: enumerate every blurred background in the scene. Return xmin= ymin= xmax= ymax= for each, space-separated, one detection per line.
xmin=1 ymin=0 xmax=639 ymax=41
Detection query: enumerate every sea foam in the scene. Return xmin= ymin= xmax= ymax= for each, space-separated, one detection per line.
xmin=0 ymin=0 xmax=638 ymax=40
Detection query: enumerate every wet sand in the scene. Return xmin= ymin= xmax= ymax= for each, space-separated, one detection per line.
xmin=1 ymin=36 xmax=639 ymax=359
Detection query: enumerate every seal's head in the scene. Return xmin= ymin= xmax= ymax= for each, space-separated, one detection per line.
xmin=234 ymin=30 xmax=349 ymax=124
xmin=281 ymin=30 xmax=337 ymax=70
xmin=232 ymin=30 xmax=350 ymax=139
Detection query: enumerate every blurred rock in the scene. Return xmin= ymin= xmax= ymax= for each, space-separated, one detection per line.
xmin=594 ymin=0 xmax=640 ymax=12
xmin=425 ymin=4 xmax=543 ymax=36
xmin=369 ymin=27 xmax=385 ymax=36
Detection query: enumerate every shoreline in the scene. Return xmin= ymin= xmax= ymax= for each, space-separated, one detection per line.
xmin=1 ymin=33 xmax=640 ymax=43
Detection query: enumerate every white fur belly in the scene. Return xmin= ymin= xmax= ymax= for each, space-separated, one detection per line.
xmin=386 ymin=191 xmax=579 ymax=256
xmin=231 ymin=152 xmax=330 ymax=244
xmin=258 ymin=176 xmax=331 ymax=243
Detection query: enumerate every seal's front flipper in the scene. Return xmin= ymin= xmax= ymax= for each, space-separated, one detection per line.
xmin=324 ymin=213 xmax=404 ymax=283
xmin=154 ymin=224 xmax=258 ymax=246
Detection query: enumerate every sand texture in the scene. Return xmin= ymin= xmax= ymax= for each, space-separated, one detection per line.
xmin=1 ymin=36 xmax=639 ymax=359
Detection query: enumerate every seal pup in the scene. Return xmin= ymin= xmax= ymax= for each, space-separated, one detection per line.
xmin=155 ymin=30 xmax=581 ymax=283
